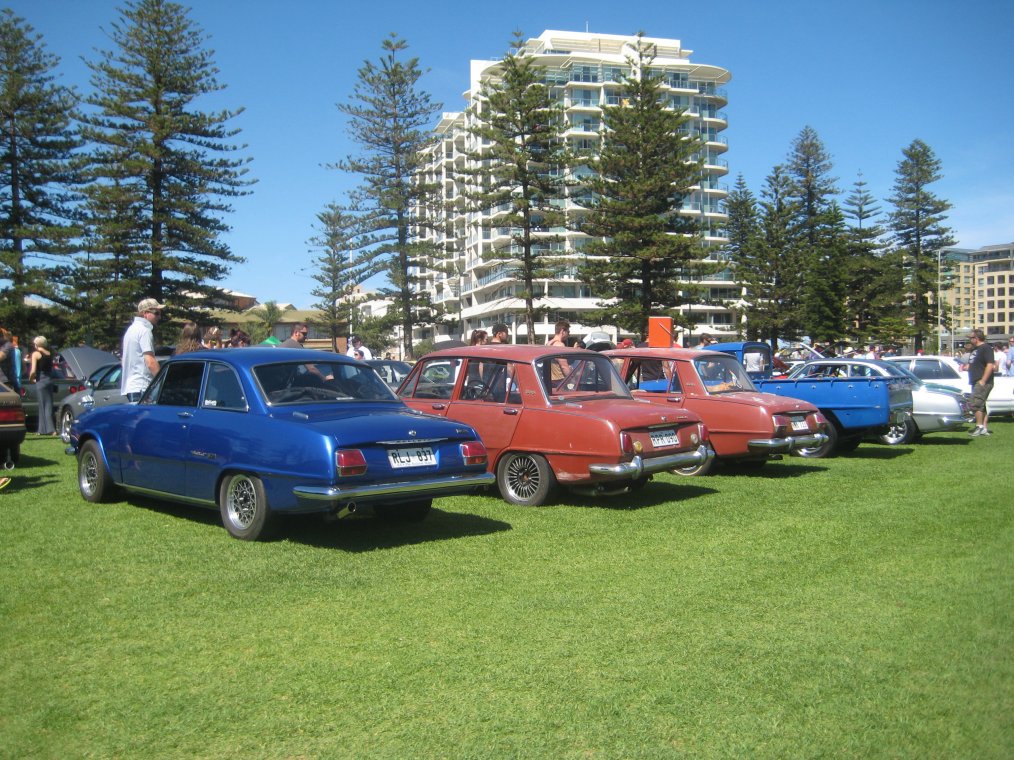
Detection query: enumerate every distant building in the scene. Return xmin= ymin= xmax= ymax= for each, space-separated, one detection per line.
xmin=939 ymin=243 xmax=1014 ymax=350
xmin=412 ymin=30 xmax=737 ymax=346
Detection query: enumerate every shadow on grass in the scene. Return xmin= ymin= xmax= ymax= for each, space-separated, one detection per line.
xmin=563 ymin=480 xmax=718 ymax=510
xmin=125 ymin=495 xmax=511 ymax=551
xmin=712 ymin=461 xmax=829 ymax=478
xmin=842 ymin=445 xmax=915 ymax=460
xmin=10 ymin=450 xmax=65 ymax=469
xmin=909 ymin=435 xmax=974 ymax=446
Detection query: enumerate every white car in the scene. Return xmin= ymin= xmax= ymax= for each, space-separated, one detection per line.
xmin=886 ymin=355 xmax=1014 ymax=416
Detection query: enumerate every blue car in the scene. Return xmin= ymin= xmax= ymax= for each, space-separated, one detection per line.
xmin=68 ymin=348 xmax=494 ymax=540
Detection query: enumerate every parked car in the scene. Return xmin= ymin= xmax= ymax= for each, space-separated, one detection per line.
xmin=68 ymin=348 xmax=494 ymax=540
xmin=605 ymin=347 xmax=828 ymax=473
xmin=21 ymin=346 xmax=119 ymax=428
xmin=367 ymin=359 xmax=413 ymax=389
xmin=397 ymin=345 xmax=712 ymax=506
xmin=787 ymin=358 xmax=971 ymax=444
xmin=885 ymin=355 xmax=1014 ymax=417
xmin=716 ymin=343 xmax=913 ymax=456
xmin=0 ymin=381 xmax=27 ymax=469
xmin=56 ymin=363 xmax=122 ymax=443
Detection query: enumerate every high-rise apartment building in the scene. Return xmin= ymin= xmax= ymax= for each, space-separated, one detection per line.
xmin=412 ymin=30 xmax=734 ymax=346
xmin=938 ymin=243 xmax=1014 ymax=351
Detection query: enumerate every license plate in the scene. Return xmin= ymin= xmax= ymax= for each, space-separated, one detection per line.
xmin=791 ymin=419 xmax=809 ymax=432
xmin=649 ymin=429 xmax=679 ymax=448
xmin=388 ymin=447 xmax=435 ymax=468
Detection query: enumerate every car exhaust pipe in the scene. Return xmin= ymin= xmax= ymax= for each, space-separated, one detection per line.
xmin=336 ymin=502 xmax=357 ymax=519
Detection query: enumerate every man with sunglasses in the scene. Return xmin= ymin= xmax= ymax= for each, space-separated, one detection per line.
xmin=280 ymin=323 xmax=309 ymax=348
xmin=121 ymin=298 xmax=165 ymax=402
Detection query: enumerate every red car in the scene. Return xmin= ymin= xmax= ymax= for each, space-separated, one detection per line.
xmin=606 ymin=347 xmax=828 ymax=474
xmin=397 ymin=345 xmax=712 ymax=505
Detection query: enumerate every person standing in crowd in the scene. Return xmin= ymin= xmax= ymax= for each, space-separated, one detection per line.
xmin=469 ymin=329 xmax=488 ymax=346
xmin=28 ymin=336 xmax=56 ymax=436
xmin=203 ymin=326 xmax=222 ymax=349
xmin=489 ymin=323 xmax=510 ymax=344
xmin=346 ymin=335 xmax=373 ymax=360
xmin=280 ymin=323 xmax=308 ymax=348
xmin=175 ymin=322 xmax=202 ymax=355
xmin=993 ymin=342 xmax=1009 ymax=377
xmin=696 ymin=333 xmax=717 ymax=349
xmin=966 ymin=329 xmax=995 ymax=437
xmin=121 ymin=298 xmax=165 ymax=402
xmin=0 ymin=328 xmax=15 ymax=388
xmin=1006 ymin=337 xmax=1014 ymax=377
xmin=546 ymin=319 xmax=570 ymax=348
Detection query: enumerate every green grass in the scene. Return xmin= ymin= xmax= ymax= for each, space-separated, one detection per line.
xmin=2 ymin=425 xmax=1012 ymax=758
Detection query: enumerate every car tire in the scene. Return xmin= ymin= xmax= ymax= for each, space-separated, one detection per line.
xmin=59 ymin=408 xmax=75 ymax=444
xmin=374 ymin=499 xmax=432 ymax=522
xmin=671 ymin=446 xmax=715 ymax=477
xmin=497 ymin=452 xmax=556 ymax=506
xmin=878 ymin=418 xmax=916 ymax=446
xmin=795 ymin=422 xmax=838 ymax=458
xmin=78 ymin=440 xmax=113 ymax=502
xmin=219 ymin=473 xmax=276 ymax=541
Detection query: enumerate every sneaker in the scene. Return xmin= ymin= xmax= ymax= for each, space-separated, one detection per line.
xmin=969 ymin=427 xmax=985 ymax=437
xmin=982 ymin=428 xmax=993 ymax=436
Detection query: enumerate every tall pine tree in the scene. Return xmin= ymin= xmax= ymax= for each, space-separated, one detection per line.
xmin=337 ymin=35 xmax=442 ymax=359
xmin=0 ymin=10 xmax=82 ymax=332
xmin=578 ymin=34 xmax=708 ymax=339
xmin=462 ymin=32 xmax=571 ymax=344
xmin=887 ymin=139 xmax=955 ymax=351
xmin=78 ymin=0 xmax=252 ymax=318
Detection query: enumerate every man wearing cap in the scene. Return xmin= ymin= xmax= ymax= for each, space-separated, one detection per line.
xmin=121 ymin=298 xmax=165 ymax=401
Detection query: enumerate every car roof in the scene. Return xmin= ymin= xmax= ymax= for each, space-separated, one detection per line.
xmin=603 ymin=347 xmax=729 ymax=360
xmin=420 ymin=344 xmax=603 ymax=362
xmin=165 ymin=347 xmax=357 ymax=369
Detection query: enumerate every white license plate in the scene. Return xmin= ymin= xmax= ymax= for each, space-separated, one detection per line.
xmin=649 ymin=429 xmax=679 ymax=448
xmin=388 ymin=447 xmax=436 ymax=468
xmin=791 ymin=419 xmax=809 ymax=432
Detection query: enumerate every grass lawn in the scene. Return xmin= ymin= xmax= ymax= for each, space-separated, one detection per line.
xmin=1 ymin=423 xmax=1011 ymax=758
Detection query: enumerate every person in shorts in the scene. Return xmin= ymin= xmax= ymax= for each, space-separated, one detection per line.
xmin=966 ymin=329 xmax=995 ymax=437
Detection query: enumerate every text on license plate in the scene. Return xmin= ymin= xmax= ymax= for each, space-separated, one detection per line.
xmin=649 ymin=429 xmax=679 ymax=448
xmin=791 ymin=419 xmax=809 ymax=432
xmin=388 ymin=447 xmax=436 ymax=468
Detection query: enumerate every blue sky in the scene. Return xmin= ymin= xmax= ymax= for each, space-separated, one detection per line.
xmin=10 ymin=0 xmax=1014 ymax=308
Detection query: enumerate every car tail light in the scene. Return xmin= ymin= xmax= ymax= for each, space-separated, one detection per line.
xmin=695 ymin=422 xmax=709 ymax=444
xmin=0 ymin=407 xmax=25 ymax=424
xmin=620 ymin=431 xmax=634 ymax=455
xmin=772 ymin=414 xmax=792 ymax=436
xmin=460 ymin=440 xmax=488 ymax=467
xmin=336 ymin=449 xmax=368 ymax=477
xmin=68 ymin=384 xmax=86 ymax=394
xmin=812 ymin=411 xmax=828 ymax=428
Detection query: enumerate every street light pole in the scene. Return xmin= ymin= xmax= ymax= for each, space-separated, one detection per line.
xmin=937 ymin=249 xmax=943 ymax=355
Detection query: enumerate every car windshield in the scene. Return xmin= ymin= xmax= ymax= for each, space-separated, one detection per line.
xmin=693 ymin=356 xmax=756 ymax=394
xmin=535 ymin=354 xmax=632 ymax=402
xmin=254 ymin=361 xmax=398 ymax=404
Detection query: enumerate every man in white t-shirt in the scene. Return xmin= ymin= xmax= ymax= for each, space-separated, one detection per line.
xmin=346 ymin=335 xmax=373 ymax=361
xmin=121 ymin=298 xmax=164 ymax=401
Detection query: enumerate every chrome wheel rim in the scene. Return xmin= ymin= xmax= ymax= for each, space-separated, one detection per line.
xmin=505 ymin=455 xmax=540 ymax=501
xmin=80 ymin=451 xmax=98 ymax=497
xmin=225 ymin=477 xmax=257 ymax=529
xmin=60 ymin=411 xmax=73 ymax=443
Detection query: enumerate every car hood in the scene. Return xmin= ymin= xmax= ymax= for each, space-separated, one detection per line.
xmin=59 ymin=347 xmax=119 ymax=380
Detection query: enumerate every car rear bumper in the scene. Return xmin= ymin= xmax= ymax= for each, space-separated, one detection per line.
xmin=588 ymin=443 xmax=713 ymax=479
xmin=747 ymin=432 xmax=828 ymax=454
xmin=293 ymin=471 xmax=495 ymax=507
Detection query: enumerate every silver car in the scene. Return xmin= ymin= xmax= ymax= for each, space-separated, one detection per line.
xmin=57 ymin=363 xmax=125 ymax=443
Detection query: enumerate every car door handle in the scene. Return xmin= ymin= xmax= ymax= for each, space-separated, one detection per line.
xmin=503 ymin=408 xmax=519 ymax=415
xmin=177 ymin=411 xmax=193 ymax=419
xmin=431 ymin=403 xmax=446 ymax=410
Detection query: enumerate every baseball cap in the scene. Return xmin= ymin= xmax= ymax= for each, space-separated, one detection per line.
xmin=137 ymin=298 xmax=166 ymax=313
